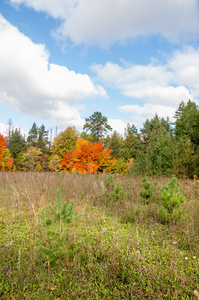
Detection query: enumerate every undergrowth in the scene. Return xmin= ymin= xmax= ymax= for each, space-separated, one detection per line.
xmin=0 ymin=172 xmax=199 ymax=299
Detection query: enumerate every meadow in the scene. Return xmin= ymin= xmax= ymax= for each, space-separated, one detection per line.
xmin=0 ymin=172 xmax=199 ymax=299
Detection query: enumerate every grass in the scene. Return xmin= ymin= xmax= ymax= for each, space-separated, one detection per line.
xmin=0 ymin=172 xmax=199 ymax=299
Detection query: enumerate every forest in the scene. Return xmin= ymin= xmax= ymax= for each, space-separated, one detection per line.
xmin=0 ymin=100 xmax=199 ymax=178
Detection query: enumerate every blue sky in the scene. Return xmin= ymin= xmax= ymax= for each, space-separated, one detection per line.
xmin=0 ymin=0 xmax=199 ymax=137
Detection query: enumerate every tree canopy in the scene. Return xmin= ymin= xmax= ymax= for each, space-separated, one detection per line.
xmin=50 ymin=126 xmax=79 ymax=158
xmin=2 ymin=104 xmax=199 ymax=177
xmin=174 ymin=100 xmax=199 ymax=148
xmin=83 ymin=111 xmax=112 ymax=142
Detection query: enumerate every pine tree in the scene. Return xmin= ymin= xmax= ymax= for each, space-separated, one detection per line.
xmin=141 ymin=114 xmax=171 ymax=145
xmin=174 ymin=100 xmax=199 ymax=148
xmin=38 ymin=124 xmax=49 ymax=153
xmin=27 ymin=122 xmax=38 ymax=148
xmin=124 ymin=123 xmax=142 ymax=159
xmin=83 ymin=112 xmax=112 ymax=142
xmin=9 ymin=128 xmax=26 ymax=159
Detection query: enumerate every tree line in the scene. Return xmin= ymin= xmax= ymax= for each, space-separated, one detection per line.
xmin=0 ymin=101 xmax=199 ymax=177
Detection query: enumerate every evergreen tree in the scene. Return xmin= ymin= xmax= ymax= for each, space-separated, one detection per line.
xmin=141 ymin=114 xmax=171 ymax=145
xmin=27 ymin=122 xmax=38 ymax=148
xmin=174 ymin=100 xmax=199 ymax=148
xmin=83 ymin=112 xmax=112 ymax=142
xmin=38 ymin=124 xmax=49 ymax=153
xmin=133 ymin=127 xmax=174 ymax=176
xmin=9 ymin=128 xmax=26 ymax=159
xmin=105 ymin=131 xmax=124 ymax=159
xmin=123 ymin=123 xmax=142 ymax=159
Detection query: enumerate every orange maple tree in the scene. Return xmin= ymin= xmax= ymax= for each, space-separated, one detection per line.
xmin=60 ymin=138 xmax=115 ymax=174
xmin=0 ymin=134 xmax=7 ymax=157
xmin=0 ymin=134 xmax=15 ymax=171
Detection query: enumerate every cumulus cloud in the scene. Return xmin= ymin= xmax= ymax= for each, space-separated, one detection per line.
xmin=8 ymin=0 xmax=199 ymax=47
xmin=118 ymin=104 xmax=176 ymax=129
xmin=91 ymin=57 xmax=194 ymax=106
xmin=0 ymin=14 xmax=106 ymax=128
xmin=108 ymin=118 xmax=127 ymax=136
xmin=91 ymin=46 xmax=199 ymax=128
xmin=168 ymin=46 xmax=199 ymax=97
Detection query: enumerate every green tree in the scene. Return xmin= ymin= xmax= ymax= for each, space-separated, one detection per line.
xmin=9 ymin=128 xmax=26 ymax=159
xmin=38 ymin=124 xmax=49 ymax=153
xmin=174 ymin=100 xmax=199 ymax=148
xmin=27 ymin=122 xmax=38 ymax=148
xmin=105 ymin=131 xmax=124 ymax=159
xmin=80 ymin=131 xmax=93 ymax=142
xmin=134 ymin=127 xmax=197 ymax=178
xmin=27 ymin=123 xmax=49 ymax=153
xmin=134 ymin=127 xmax=174 ymax=176
xmin=141 ymin=114 xmax=171 ymax=145
xmin=50 ymin=126 xmax=79 ymax=159
xmin=83 ymin=112 xmax=112 ymax=142
xmin=172 ymin=136 xmax=197 ymax=178
xmin=123 ymin=123 xmax=142 ymax=159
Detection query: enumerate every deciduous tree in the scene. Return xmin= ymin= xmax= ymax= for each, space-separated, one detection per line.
xmin=22 ymin=146 xmax=42 ymax=171
xmin=60 ymin=138 xmax=115 ymax=174
xmin=0 ymin=134 xmax=15 ymax=171
xmin=50 ymin=126 xmax=79 ymax=159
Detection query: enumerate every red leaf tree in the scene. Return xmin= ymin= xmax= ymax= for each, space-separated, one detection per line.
xmin=60 ymin=138 xmax=115 ymax=174
xmin=0 ymin=134 xmax=15 ymax=171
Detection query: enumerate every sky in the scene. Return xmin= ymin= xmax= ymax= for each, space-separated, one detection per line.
xmin=0 ymin=0 xmax=199 ymax=137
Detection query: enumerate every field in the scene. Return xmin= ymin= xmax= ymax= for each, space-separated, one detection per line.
xmin=0 ymin=172 xmax=199 ymax=299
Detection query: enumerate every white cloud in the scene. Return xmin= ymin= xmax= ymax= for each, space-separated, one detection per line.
xmin=8 ymin=0 xmax=199 ymax=47
xmin=168 ymin=46 xmax=199 ymax=97
xmin=0 ymin=122 xmax=8 ymax=136
xmin=0 ymin=122 xmax=26 ymax=137
xmin=91 ymin=46 xmax=199 ymax=128
xmin=8 ymin=0 xmax=77 ymax=19
xmin=118 ymin=104 xmax=176 ymax=129
xmin=108 ymin=118 xmax=127 ymax=135
xmin=0 ymin=15 xmax=106 ymax=128
xmin=91 ymin=58 xmax=193 ymax=107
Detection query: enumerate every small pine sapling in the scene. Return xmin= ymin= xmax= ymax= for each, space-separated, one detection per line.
xmin=103 ymin=176 xmax=126 ymax=201
xmin=159 ymin=176 xmax=185 ymax=223
xmin=140 ymin=177 xmax=153 ymax=204
xmin=37 ymin=189 xmax=82 ymax=268
xmin=110 ymin=182 xmax=126 ymax=200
